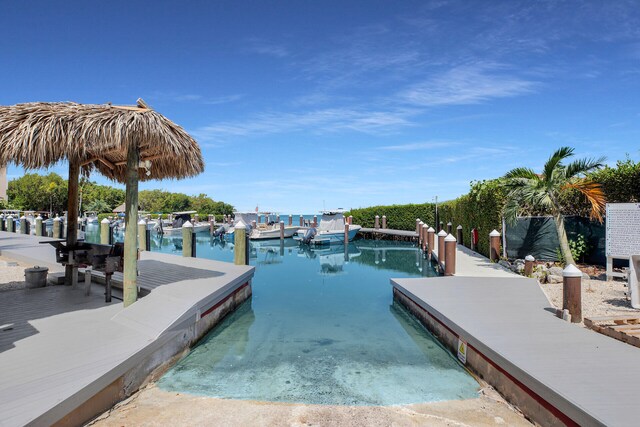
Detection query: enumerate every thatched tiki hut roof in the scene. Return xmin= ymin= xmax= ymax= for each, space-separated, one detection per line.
xmin=0 ymin=100 xmax=204 ymax=181
xmin=0 ymin=99 xmax=204 ymax=306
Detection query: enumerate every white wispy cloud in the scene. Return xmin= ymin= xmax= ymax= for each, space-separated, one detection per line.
xmin=245 ymin=38 xmax=289 ymax=58
xmin=148 ymin=91 xmax=244 ymax=105
xmin=377 ymin=141 xmax=458 ymax=151
xmin=400 ymin=63 xmax=537 ymax=106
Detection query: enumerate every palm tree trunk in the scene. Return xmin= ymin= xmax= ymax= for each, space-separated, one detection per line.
xmin=554 ymin=214 xmax=575 ymax=265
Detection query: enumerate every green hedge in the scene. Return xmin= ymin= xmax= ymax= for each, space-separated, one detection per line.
xmin=347 ymin=180 xmax=506 ymax=258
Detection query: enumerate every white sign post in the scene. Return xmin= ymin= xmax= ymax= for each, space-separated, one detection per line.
xmin=605 ymin=203 xmax=640 ymax=280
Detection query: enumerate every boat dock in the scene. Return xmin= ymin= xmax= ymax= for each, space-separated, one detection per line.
xmin=391 ymin=247 xmax=640 ymax=426
xmin=0 ymin=231 xmax=255 ymax=427
xmin=359 ymin=227 xmax=418 ymax=241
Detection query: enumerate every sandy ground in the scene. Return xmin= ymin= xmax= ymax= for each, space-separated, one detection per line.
xmin=0 ymin=255 xmax=30 ymax=292
xmin=89 ymin=384 xmax=531 ymax=427
xmin=540 ymin=277 xmax=639 ymax=321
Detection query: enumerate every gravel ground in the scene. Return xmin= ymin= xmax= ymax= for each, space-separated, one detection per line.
xmin=0 ymin=256 xmax=29 ymax=292
xmin=540 ymin=276 xmax=639 ymax=321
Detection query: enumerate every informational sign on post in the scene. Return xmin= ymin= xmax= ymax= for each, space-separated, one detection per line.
xmin=457 ymin=338 xmax=467 ymax=364
xmin=605 ymin=203 xmax=640 ymax=279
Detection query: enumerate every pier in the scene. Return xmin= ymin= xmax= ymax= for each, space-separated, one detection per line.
xmin=0 ymin=231 xmax=254 ymax=426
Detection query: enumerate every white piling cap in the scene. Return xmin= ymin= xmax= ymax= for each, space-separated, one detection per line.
xmin=53 ymin=216 xmax=60 ymax=221
xmin=447 ymin=222 xmax=452 ymax=225
xmin=489 ymin=229 xmax=501 ymax=237
xmin=422 ymin=224 xmax=428 ymax=228
xmin=7 ymin=215 xmax=13 ymax=219
xmin=427 ymin=227 xmax=435 ymax=232
xmin=457 ymin=224 xmax=463 ymax=230
xmin=416 ymin=218 xmax=420 ymax=222
xmin=563 ymin=264 xmax=582 ymax=278
xmin=235 ymin=219 xmax=246 ymax=229
xmin=445 ymin=233 xmax=456 ymax=242
xmin=101 ymin=218 xmax=110 ymax=224
xmin=437 ymin=229 xmax=448 ymax=237
xmin=138 ymin=219 xmax=146 ymax=225
xmin=20 ymin=215 xmax=26 ymax=219
xmin=36 ymin=215 xmax=42 ymax=220
xmin=280 ymin=221 xmax=284 ymax=224
xmin=382 ymin=215 xmax=386 ymax=218
xmin=376 ymin=215 xmax=380 ymax=218
xmin=182 ymin=220 xmax=193 ymax=228
xmin=525 ymin=254 xmax=535 ymax=262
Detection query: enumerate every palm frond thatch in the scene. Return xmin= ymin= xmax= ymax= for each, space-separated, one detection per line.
xmin=0 ymin=100 xmax=204 ymax=183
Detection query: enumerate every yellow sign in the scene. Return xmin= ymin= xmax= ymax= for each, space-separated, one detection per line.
xmin=457 ymin=338 xmax=467 ymax=364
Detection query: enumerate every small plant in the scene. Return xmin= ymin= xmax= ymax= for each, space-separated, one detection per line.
xmin=555 ymin=247 xmax=565 ymax=266
xmin=569 ymin=234 xmax=589 ymax=263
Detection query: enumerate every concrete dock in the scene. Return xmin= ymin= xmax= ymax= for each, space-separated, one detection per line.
xmin=0 ymin=231 xmax=254 ymax=427
xmin=392 ymin=249 xmax=640 ymax=426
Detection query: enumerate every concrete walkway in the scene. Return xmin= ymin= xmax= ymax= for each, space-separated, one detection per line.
xmin=0 ymin=231 xmax=254 ymax=427
xmin=392 ymin=248 xmax=640 ymax=426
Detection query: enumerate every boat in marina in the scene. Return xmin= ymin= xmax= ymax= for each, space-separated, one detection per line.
xmin=83 ymin=211 xmax=99 ymax=224
xmin=155 ymin=211 xmax=210 ymax=236
xmin=294 ymin=210 xmax=361 ymax=245
xmin=222 ymin=212 xmax=257 ymax=241
xmin=250 ymin=220 xmax=300 ymax=240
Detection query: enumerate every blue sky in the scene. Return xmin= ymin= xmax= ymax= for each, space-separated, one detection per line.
xmin=1 ymin=1 xmax=639 ymax=213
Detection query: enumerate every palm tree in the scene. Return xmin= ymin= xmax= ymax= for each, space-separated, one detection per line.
xmin=502 ymin=147 xmax=606 ymax=266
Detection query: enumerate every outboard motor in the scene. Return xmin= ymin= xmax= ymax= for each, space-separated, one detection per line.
xmin=213 ymin=225 xmax=226 ymax=238
xmin=301 ymin=227 xmax=317 ymax=244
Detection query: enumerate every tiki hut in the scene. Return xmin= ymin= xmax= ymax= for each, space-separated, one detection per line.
xmin=0 ymin=99 xmax=204 ymax=306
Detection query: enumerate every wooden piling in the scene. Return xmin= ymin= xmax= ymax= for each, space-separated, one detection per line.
xmin=299 ymin=215 xmax=304 ymax=226
xmin=415 ymin=219 xmax=421 ymax=234
xmin=35 ymin=215 xmax=43 ymax=236
xmin=52 ymin=216 xmax=60 ymax=238
xmin=444 ymin=234 xmax=456 ymax=276
xmin=289 ymin=215 xmax=292 ymax=226
xmin=100 ymin=218 xmax=110 ymax=244
xmin=344 ymin=222 xmax=349 ymax=244
xmin=138 ymin=220 xmax=147 ymax=251
xmin=456 ymin=225 xmax=463 ymax=245
xmin=20 ymin=216 xmax=27 ymax=234
xmin=422 ymin=224 xmax=428 ymax=251
xmin=251 ymin=220 xmax=257 ymax=229
xmin=438 ymin=230 xmax=447 ymax=265
xmin=524 ymin=255 xmax=535 ymax=277
xmin=375 ymin=215 xmax=380 ymax=229
xmin=563 ymin=264 xmax=582 ymax=323
xmin=489 ymin=229 xmax=501 ymax=262
xmin=348 ymin=215 xmax=353 ymax=225
xmin=280 ymin=221 xmax=284 ymax=240
xmin=313 ymin=215 xmax=317 ymax=227
xmin=182 ymin=221 xmax=193 ymax=257
xmin=382 ymin=215 xmax=387 ymax=229
xmin=427 ymin=227 xmax=435 ymax=257
xmin=446 ymin=222 xmax=452 ymax=234
xmin=234 ymin=220 xmax=247 ymax=265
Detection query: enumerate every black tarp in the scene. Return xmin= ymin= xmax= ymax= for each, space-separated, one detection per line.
xmin=505 ymin=216 xmax=606 ymax=265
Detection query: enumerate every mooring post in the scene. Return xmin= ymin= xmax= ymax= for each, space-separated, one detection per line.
xmin=375 ymin=215 xmax=380 ymax=229
xmin=348 ymin=215 xmax=353 ymax=225
xmin=563 ymin=264 xmax=582 ymax=323
xmin=138 ymin=220 xmax=147 ymax=251
xmin=427 ymin=227 xmax=435 ymax=257
xmin=51 ymin=216 xmax=59 ymax=238
xmin=439 ymin=221 xmax=444 ymax=232
xmin=444 ymin=234 xmax=457 ymax=276
xmin=415 ymin=218 xmax=421 ymax=235
xmin=6 ymin=215 xmax=14 ymax=233
xmin=35 ymin=215 xmax=43 ymax=236
xmin=194 ymin=213 xmax=200 ymax=223
xmin=280 ymin=221 xmax=285 ymax=240
xmin=421 ymin=224 xmax=428 ymax=251
xmin=456 ymin=225 xmax=463 ymax=245
xmin=489 ymin=229 xmax=501 ymax=262
xmin=313 ymin=215 xmax=317 ymax=228
xmin=524 ymin=255 xmax=535 ymax=277
xmin=0 ymin=214 xmax=4 ymax=231
xmin=344 ymin=222 xmax=349 ymax=245
xmin=289 ymin=215 xmax=292 ymax=226
xmin=100 ymin=218 xmax=110 ymax=244
xmin=234 ymin=220 xmax=247 ymax=265
xmin=251 ymin=220 xmax=257 ymax=229
xmin=382 ymin=215 xmax=387 ymax=229
xmin=182 ymin=221 xmax=193 ymax=257
xmin=447 ymin=222 xmax=452 ymax=234
xmin=437 ymin=229 xmax=447 ymax=265
xmin=299 ymin=215 xmax=304 ymax=226
xmin=420 ymin=221 xmax=426 ymax=246
xmin=19 ymin=215 xmax=27 ymax=234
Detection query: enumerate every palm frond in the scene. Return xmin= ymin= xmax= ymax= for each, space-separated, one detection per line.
xmin=563 ymin=179 xmax=606 ymax=222
xmin=565 ymin=156 xmax=606 ymax=178
xmin=542 ymin=146 xmax=574 ymax=181
xmin=503 ymin=167 xmax=539 ymax=180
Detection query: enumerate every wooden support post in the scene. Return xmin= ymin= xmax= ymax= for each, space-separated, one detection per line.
xmin=563 ymin=264 xmax=582 ymax=323
xmin=100 ymin=218 xmax=110 ymax=244
xmin=138 ymin=220 xmax=147 ymax=251
xmin=52 ymin=216 xmax=60 ymax=238
xmin=251 ymin=220 xmax=257 ymax=229
xmin=427 ymin=227 xmax=435 ymax=257
xmin=444 ymin=234 xmax=456 ymax=276
xmin=313 ymin=215 xmax=317 ymax=228
xmin=422 ymin=224 xmax=428 ymax=251
xmin=489 ymin=229 xmax=501 ymax=262
xmin=299 ymin=215 xmax=304 ymax=226
xmin=123 ymin=143 xmax=139 ymax=307
xmin=182 ymin=221 xmax=193 ymax=257
xmin=20 ymin=215 xmax=27 ymax=234
xmin=524 ymin=255 xmax=535 ymax=277
xmin=65 ymin=160 xmax=80 ymax=287
xmin=456 ymin=225 xmax=463 ymax=245
xmin=280 ymin=221 xmax=285 ymax=240
xmin=447 ymin=222 xmax=452 ymax=234
xmin=348 ymin=215 xmax=353 ymax=225
xmin=415 ymin=219 xmax=421 ymax=234
xmin=438 ymin=230 xmax=447 ymax=265
xmin=375 ymin=215 xmax=380 ymax=229
xmin=439 ymin=221 xmax=444 ymax=232
xmin=234 ymin=220 xmax=247 ymax=265
xmin=35 ymin=215 xmax=43 ymax=236
xmin=344 ymin=222 xmax=349 ymax=244
xmin=288 ymin=215 xmax=292 ymax=226
xmin=382 ymin=215 xmax=387 ymax=229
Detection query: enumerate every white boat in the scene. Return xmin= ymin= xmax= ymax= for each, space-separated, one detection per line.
xmin=295 ymin=210 xmax=361 ymax=245
xmin=250 ymin=221 xmax=300 ymax=240
xmin=155 ymin=211 xmax=210 ymax=236
xmin=83 ymin=211 xmax=99 ymax=224
xmin=223 ymin=212 xmax=257 ymax=241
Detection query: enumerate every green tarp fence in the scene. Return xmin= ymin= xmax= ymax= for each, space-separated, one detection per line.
xmin=505 ymin=216 xmax=606 ymax=265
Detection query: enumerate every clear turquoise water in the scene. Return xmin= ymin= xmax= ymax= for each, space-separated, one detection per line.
xmin=85 ymin=225 xmax=479 ymax=405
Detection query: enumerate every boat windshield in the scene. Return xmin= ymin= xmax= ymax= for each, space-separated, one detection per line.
xmin=318 ymin=213 xmax=345 ymax=231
